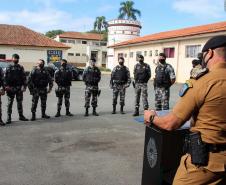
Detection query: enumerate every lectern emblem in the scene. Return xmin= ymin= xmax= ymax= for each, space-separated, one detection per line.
xmin=147 ymin=137 xmax=158 ymax=168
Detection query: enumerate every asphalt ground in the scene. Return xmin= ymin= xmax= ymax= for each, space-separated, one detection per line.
xmin=0 ymin=75 xmax=181 ymax=185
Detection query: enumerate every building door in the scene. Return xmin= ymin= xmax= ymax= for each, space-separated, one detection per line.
xmin=0 ymin=54 xmax=6 ymax=59
xmin=102 ymin=52 xmax=107 ymax=68
xmin=91 ymin=51 xmax=98 ymax=60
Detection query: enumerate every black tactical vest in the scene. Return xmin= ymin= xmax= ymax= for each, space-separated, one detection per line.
xmin=135 ymin=63 xmax=149 ymax=83
xmin=58 ymin=68 xmax=72 ymax=87
xmin=32 ymin=68 xmax=49 ymax=88
xmin=7 ymin=64 xmax=24 ymax=86
xmin=155 ymin=64 xmax=171 ymax=88
xmin=0 ymin=69 xmax=3 ymax=87
xmin=85 ymin=67 xmax=100 ymax=85
xmin=113 ymin=66 xmax=128 ymax=83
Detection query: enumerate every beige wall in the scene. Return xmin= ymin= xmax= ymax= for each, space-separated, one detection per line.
xmin=113 ymin=32 xmax=226 ymax=83
xmin=65 ymin=43 xmax=107 ymax=67
xmin=0 ymin=45 xmax=67 ymax=71
xmin=55 ymin=36 xmax=107 ymax=67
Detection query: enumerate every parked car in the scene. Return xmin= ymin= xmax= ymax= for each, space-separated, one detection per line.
xmin=0 ymin=59 xmax=30 ymax=76
xmin=51 ymin=62 xmax=84 ymax=81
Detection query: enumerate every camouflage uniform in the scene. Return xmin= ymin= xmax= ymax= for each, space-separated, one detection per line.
xmin=190 ymin=64 xmax=202 ymax=78
xmin=154 ymin=63 xmax=175 ymax=111
xmin=83 ymin=66 xmax=101 ymax=116
xmin=110 ymin=65 xmax=131 ymax=113
xmin=133 ymin=62 xmax=151 ymax=110
xmin=28 ymin=67 xmax=53 ymax=119
xmin=4 ymin=63 xmax=27 ymax=123
xmin=54 ymin=66 xmax=73 ymax=116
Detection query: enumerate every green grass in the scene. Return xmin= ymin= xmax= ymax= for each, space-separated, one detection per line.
xmin=99 ymin=67 xmax=111 ymax=72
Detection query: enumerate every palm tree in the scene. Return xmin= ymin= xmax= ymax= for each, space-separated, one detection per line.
xmin=118 ymin=1 xmax=141 ymax=20
xmin=94 ymin=16 xmax=108 ymax=33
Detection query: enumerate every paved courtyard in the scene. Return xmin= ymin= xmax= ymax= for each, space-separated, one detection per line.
xmin=0 ymin=75 xmax=181 ymax=185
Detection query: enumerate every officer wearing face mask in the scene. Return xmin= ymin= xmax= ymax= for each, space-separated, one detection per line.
xmin=82 ymin=58 xmax=101 ymax=116
xmin=0 ymin=67 xmax=5 ymax=126
xmin=4 ymin=54 xmax=28 ymax=124
xmin=144 ymin=35 xmax=226 ymax=185
xmin=28 ymin=59 xmax=53 ymax=121
xmin=133 ymin=54 xmax=151 ymax=116
xmin=110 ymin=57 xmax=131 ymax=114
xmin=153 ymin=53 xmax=176 ymax=110
xmin=54 ymin=59 xmax=73 ymax=117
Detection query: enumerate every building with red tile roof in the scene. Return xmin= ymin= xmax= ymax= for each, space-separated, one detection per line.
xmin=58 ymin=32 xmax=103 ymax=41
xmin=0 ymin=24 xmax=69 ymax=70
xmin=108 ymin=21 xmax=226 ymax=82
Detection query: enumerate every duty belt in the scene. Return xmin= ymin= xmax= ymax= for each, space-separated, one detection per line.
xmin=185 ymin=137 xmax=226 ymax=153
xmin=136 ymin=80 xmax=146 ymax=83
xmin=207 ymin=144 xmax=226 ymax=153
xmin=113 ymin=80 xmax=125 ymax=85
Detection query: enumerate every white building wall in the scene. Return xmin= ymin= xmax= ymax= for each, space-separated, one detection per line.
xmin=0 ymin=45 xmax=67 ymax=70
xmin=113 ymin=32 xmax=226 ymax=83
xmin=107 ymin=19 xmax=141 ymax=70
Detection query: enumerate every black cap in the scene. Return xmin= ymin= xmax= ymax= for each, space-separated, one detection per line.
xmin=12 ymin=53 xmax=20 ymax=59
xmin=138 ymin=54 xmax=144 ymax=59
xmin=192 ymin=59 xmax=200 ymax=66
xmin=61 ymin=59 xmax=67 ymax=63
xmin=202 ymin=35 xmax=226 ymax=52
xmin=159 ymin=53 xmax=166 ymax=58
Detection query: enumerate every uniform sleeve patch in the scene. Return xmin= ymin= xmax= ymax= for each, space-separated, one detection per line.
xmin=179 ymin=80 xmax=193 ymax=97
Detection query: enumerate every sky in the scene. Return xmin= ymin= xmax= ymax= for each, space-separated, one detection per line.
xmin=1 ymin=0 xmax=226 ymax=36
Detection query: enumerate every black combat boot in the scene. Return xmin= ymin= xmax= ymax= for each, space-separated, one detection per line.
xmin=19 ymin=114 xmax=29 ymax=121
xmin=66 ymin=109 xmax=73 ymax=116
xmin=0 ymin=118 xmax=5 ymax=126
xmin=42 ymin=110 xmax=50 ymax=119
xmin=92 ymin=107 xmax=99 ymax=116
xmin=55 ymin=110 xmax=61 ymax=117
xmin=30 ymin=112 xmax=36 ymax=121
xmin=112 ymin=105 xmax=116 ymax=114
xmin=133 ymin=107 xmax=139 ymax=116
xmin=120 ymin=105 xmax=125 ymax=114
xmin=84 ymin=107 xmax=89 ymax=117
xmin=6 ymin=115 xmax=11 ymax=124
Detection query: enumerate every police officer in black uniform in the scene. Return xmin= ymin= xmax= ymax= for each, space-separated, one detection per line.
xmin=83 ymin=58 xmax=101 ymax=116
xmin=0 ymin=67 xmax=5 ymax=126
xmin=154 ymin=53 xmax=176 ymax=110
xmin=110 ymin=57 xmax=131 ymax=114
xmin=133 ymin=55 xmax=151 ymax=116
xmin=4 ymin=54 xmax=28 ymax=124
xmin=28 ymin=59 xmax=53 ymax=121
xmin=54 ymin=59 xmax=73 ymax=117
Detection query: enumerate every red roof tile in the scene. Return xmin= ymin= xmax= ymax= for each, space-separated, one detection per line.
xmin=59 ymin=32 xmax=103 ymax=41
xmin=111 ymin=21 xmax=226 ymax=48
xmin=0 ymin=24 xmax=69 ymax=48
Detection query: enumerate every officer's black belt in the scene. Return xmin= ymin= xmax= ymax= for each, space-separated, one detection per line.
xmin=207 ymin=144 xmax=226 ymax=153
xmin=114 ymin=82 xmax=125 ymax=85
xmin=186 ymin=143 xmax=226 ymax=153
xmin=136 ymin=80 xmax=146 ymax=83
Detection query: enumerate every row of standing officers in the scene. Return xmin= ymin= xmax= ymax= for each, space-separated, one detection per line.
xmin=0 ymin=52 xmax=175 ymax=125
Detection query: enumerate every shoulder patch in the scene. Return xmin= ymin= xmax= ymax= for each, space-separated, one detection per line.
xmin=179 ymin=80 xmax=193 ymax=97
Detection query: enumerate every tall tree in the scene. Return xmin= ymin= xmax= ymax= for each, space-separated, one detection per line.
xmin=94 ymin=16 xmax=108 ymax=32
xmin=118 ymin=0 xmax=141 ymax=20
xmin=45 ymin=30 xmax=65 ymax=38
